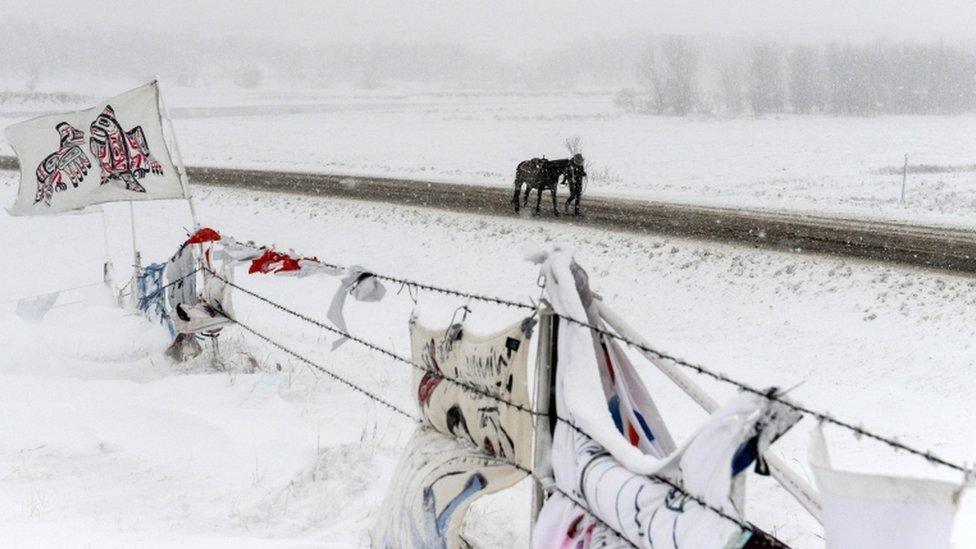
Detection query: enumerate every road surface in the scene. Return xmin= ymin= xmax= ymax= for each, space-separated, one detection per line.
xmin=2 ymin=155 xmax=974 ymax=274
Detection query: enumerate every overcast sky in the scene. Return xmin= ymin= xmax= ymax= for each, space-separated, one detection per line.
xmin=6 ymin=0 xmax=976 ymax=58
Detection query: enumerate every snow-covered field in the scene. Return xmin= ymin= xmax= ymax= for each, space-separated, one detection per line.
xmin=1 ymin=167 xmax=974 ymax=547
xmin=2 ymin=84 xmax=976 ymax=226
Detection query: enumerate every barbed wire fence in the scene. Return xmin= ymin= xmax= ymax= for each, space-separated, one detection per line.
xmin=134 ymin=234 xmax=974 ymax=547
xmin=204 ymin=269 xmax=790 ymax=547
xmin=199 ymin=238 xmax=973 ymax=477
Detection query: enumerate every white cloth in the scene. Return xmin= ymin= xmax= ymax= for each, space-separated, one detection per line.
xmin=410 ymin=314 xmax=535 ymax=468
xmin=214 ymin=236 xmax=266 ymax=263
xmin=531 ymin=248 xmax=671 ymax=473
xmin=166 ymin=244 xmax=233 ymax=334
xmin=326 ymin=267 xmax=386 ymax=350
xmin=373 ymin=316 xmax=535 ymax=548
xmin=15 ymin=291 xmax=59 ymax=322
xmin=534 ymin=394 xmax=797 ymax=549
xmin=6 ymin=81 xmax=183 ymax=216
xmin=809 ymin=427 xmax=964 ymax=549
xmin=530 ymin=247 xmax=798 ymax=548
xmin=374 ymin=429 xmax=527 ymax=549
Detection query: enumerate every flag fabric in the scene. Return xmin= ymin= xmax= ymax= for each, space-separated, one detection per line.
xmin=247 ymin=249 xmax=339 ymax=277
xmin=809 ymin=427 xmax=964 ymax=549
xmin=374 ymin=428 xmax=527 ymax=549
xmin=533 ymin=394 xmax=797 ymax=549
xmin=6 ymin=81 xmax=184 ymax=216
xmin=409 ymin=315 xmax=535 ymax=468
xmin=373 ymin=315 xmax=536 ymax=548
xmin=529 ymin=248 xmax=797 ymax=548
xmin=165 ymin=241 xmax=233 ymax=335
xmin=326 ymin=267 xmax=387 ymax=350
xmin=214 ymin=235 xmax=267 ymax=263
xmin=137 ymin=263 xmax=174 ymax=336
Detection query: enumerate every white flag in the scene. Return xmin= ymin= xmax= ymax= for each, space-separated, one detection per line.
xmin=6 ymin=81 xmax=184 ymax=216
xmin=809 ymin=426 xmax=964 ymax=549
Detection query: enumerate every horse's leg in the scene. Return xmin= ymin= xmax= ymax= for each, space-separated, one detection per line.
xmin=551 ymin=185 xmax=559 ymax=216
xmin=523 ymin=185 xmax=531 ymax=207
xmin=535 ymin=187 xmax=542 ymax=214
xmin=574 ymin=196 xmax=581 ymax=215
xmin=511 ymin=183 xmax=521 ymax=212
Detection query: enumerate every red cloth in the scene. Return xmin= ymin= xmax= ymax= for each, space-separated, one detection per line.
xmin=248 ymin=249 xmax=321 ymax=275
xmin=186 ymin=227 xmax=221 ymax=244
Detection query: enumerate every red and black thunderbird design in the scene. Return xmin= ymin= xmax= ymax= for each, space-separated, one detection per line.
xmin=89 ymin=105 xmax=162 ymax=192
xmin=34 ymin=122 xmax=91 ymax=206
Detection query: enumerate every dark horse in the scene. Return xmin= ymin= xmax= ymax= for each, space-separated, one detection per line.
xmin=511 ymin=155 xmax=584 ymax=215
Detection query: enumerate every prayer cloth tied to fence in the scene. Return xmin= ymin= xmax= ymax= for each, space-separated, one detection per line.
xmin=165 ymin=232 xmax=234 ymax=335
xmin=809 ymin=426 xmax=964 ymax=549
xmin=373 ymin=315 xmax=535 ymax=548
xmin=137 ymin=263 xmax=173 ymax=335
xmin=530 ymin=248 xmax=799 ymax=548
xmin=6 ymin=81 xmax=184 ymax=215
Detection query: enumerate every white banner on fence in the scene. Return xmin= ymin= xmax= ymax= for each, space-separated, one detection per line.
xmin=374 ymin=315 xmax=536 ymax=548
xmin=6 ymin=81 xmax=183 ymax=216
xmin=534 ymin=394 xmax=796 ymax=548
xmin=410 ymin=315 xmax=535 ymax=468
xmin=809 ymin=427 xmax=963 ymax=549
xmin=374 ymin=428 xmax=527 ymax=549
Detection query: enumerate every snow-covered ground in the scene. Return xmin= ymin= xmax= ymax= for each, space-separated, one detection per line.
xmin=1 ymin=167 xmax=973 ymax=547
xmin=2 ymin=83 xmax=976 ymax=226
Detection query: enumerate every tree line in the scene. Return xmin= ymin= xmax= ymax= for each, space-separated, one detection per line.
xmin=616 ymin=38 xmax=976 ymax=116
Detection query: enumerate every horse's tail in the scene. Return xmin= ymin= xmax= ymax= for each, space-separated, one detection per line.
xmin=511 ymin=168 xmax=524 ymax=205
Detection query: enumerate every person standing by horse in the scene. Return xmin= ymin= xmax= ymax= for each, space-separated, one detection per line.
xmin=563 ymin=153 xmax=586 ymax=216
xmin=510 ymin=138 xmax=587 ymax=216
xmin=511 ymin=157 xmax=565 ymax=215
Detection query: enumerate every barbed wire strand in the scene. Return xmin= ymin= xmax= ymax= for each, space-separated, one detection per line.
xmin=0 ymin=280 xmax=105 ymax=305
xmin=324 ymin=263 xmax=970 ymax=476
xmin=227 ymin=314 xmax=643 ymax=549
xmin=159 ymin=234 xmax=970 ymax=476
xmin=206 ymin=268 xmax=788 ymax=547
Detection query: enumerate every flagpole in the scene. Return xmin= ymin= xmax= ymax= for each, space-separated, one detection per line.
xmin=154 ymin=77 xmax=198 ymax=228
xmin=99 ymin=207 xmax=113 ymax=286
xmin=128 ymin=200 xmax=141 ymax=308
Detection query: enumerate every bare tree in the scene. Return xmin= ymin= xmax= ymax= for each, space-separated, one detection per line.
xmin=749 ymin=43 xmax=785 ymax=115
xmin=661 ymin=36 xmax=699 ymax=116
xmin=564 ymin=136 xmax=583 ymax=157
xmin=636 ymin=47 xmax=666 ymax=114
xmin=719 ymin=63 xmax=745 ymax=114
xmin=789 ymin=45 xmax=823 ymax=114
